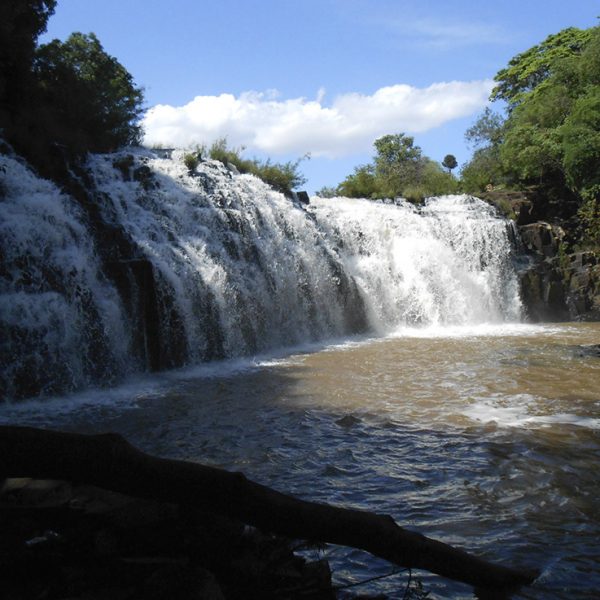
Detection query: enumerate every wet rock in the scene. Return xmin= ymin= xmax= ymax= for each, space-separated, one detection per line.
xmin=336 ymin=415 xmax=361 ymax=428
xmin=112 ymin=154 xmax=134 ymax=181
xmin=296 ymin=191 xmax=310 ymax=205
xmin=133 ymin=164 xmax=158 ymax=190
xmin=519 ymin=259 xmax=568 ymax=322
xmin=574 ymin=344 xmax=600 ymax=358
xmin=518 ymin=222 xmax=565 ymax=258
xmin=563 ymin=254 xmax=600 ymax=321
xmin=480 ymin=190 xmax=535 ymax=225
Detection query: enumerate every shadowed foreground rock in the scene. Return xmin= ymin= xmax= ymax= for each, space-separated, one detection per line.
xmin=0 ymin=426 xmax=539 ymax=597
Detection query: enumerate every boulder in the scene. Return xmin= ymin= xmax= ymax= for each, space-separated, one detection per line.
xmin=518 ymin=222 xmax=565 ymax=258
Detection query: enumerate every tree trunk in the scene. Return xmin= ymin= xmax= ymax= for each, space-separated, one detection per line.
xmin=0 ymin=426 xmax=537 ymax=592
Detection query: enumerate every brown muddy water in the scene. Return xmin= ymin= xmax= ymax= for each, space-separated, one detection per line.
xmin=2 ymin=322 xmax=599 ymax=598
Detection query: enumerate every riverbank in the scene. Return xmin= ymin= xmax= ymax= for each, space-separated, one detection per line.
xmin=1 ymin=478 xmax=335 ymax=599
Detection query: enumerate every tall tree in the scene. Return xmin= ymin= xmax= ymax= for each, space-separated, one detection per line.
xmin=0 ymin=1 xmax=57 ymax=135
xmin=490 ymin=27 xmax=592 ymax=109
xmin=442 ymin=154 xmax=458 ymax=173
xmin=34 ymin=32 xmax=144 ymax=153
xmin=373 ymin=133 xmax=425 ymax=198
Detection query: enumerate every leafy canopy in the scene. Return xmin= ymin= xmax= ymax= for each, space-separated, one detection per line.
xmin=329 ymin=133 xmax=458 ymax=201
xmin=491 ymin=27 xmax=593 ymax=108
xmin=442 ymin=154 xmax=458 ymax=172
xmin=34 ymin=32 xmax=144 ymax=153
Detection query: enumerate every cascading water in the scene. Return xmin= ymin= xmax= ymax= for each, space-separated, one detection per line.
xmin=310 ymin=195 xmax=522 ymax=331
xmin=0 ymin=155 xmax=131 ymax=400
xmin=0 ymin=149 xmax=522 ymax=401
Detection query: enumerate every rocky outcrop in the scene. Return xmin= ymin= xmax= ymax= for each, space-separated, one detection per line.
xmin=480 ymin=190 xmax=536 ymax=225
xmin=516 ymin=222 xmax=600 ymax=322
xmin=563 ymin=252 xmax=600 ymax=320
xmin=519 ymin=258 xmax=569 ymax=321
xmin=519 ymin=222 xmax=565 ymax=258
xmin=484 ymin=185 xmax=599 ymax=322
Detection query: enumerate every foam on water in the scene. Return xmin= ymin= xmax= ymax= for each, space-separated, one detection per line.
xmin=464 ymin=397 xmax=600 ymax=430
xmin=310 ymin=194 xmax=523 ymax=332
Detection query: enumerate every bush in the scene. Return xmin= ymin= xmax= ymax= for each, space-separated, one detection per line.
xmin=183 ymin=152 xmax=199 ymax=173
xmin=205 ymin=138 xmax=307 ymax=196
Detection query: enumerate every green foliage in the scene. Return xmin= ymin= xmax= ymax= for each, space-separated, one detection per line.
xmin=253 ymin=158 xmax=307 ymax=195
xmin=491 ymin=27 xmax=593 ymax=108
xmin=1 ymin=7 xmax=144 ymax=169
xmin=337 ymin=164 xmax=379 ymax=198
xmin=315 ymin=186 xmax=338 ymax=198
xmin=460 ymin=108 xmax=507 ymax=193
xmin=421 ymin=160 xmax=460 ymax=195
xmin=0 ymin=1 xmax=57 ymax=157
xmin=464 ymin=108 xmax=505 ymax=149
xmin=577 ymin=191 xmax=600 ymax=248
xmin=33 ymin=32 xmax=144 ymax=153
xmin=460 ymin=146 xmax=505 ymax=194
xmin=204 ymin=137 xmax=307 ymax=196
xmin=442 ymin=154 xmax=458 ymax=173
xmin=373 ymin=133 xmax=424 ymax=198
xmin=496 ymin=25 xmax=600 ymax=198
xmin=208 ymin=137 xmax=252 ymax=171
xmin=461 ymin=22 xmax=600 ymax=234
xmin=183 ymin=152 xmax=199 ymax=173
xmin=329 ymin=133 xmax=458 ymax=201
xmin=560 ymin=89 xmax=600 ymax=193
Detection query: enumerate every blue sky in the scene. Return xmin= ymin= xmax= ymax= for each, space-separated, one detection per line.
xmin=41 ymin=1 xmax=598 ymax=193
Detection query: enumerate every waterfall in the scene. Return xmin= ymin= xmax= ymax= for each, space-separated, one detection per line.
xmin=310 ymin=195 xmax=522 ymax=331
xmin=0 ymin=149 xmax=522 ymax=401
xmin=0 ymin=155 xmax=131 ymax=400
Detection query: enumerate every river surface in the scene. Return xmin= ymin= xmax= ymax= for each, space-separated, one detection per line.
xmin=2 ymin=322 xmax=599 ymax=599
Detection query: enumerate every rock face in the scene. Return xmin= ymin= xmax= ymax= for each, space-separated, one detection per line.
xmin=514 ymin=218 xmax=599 ymax=321
xmin=563 ymin=252 xmax=600 ymax=320
xmin=519 ymin=222 xmax=565 ymax=258
xmin=482 ymin=188 xmax=599 ymax=322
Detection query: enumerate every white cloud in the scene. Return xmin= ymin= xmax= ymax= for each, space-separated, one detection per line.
xmin=142 ymin=80 xmax=493 ymax=158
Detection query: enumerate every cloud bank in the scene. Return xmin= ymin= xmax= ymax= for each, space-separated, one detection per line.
xmin=142 ymin=80 xmax=493 ymax=158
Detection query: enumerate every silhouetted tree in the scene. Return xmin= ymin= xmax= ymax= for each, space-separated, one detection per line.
xmin=442 ymin=154 xmax=458 ymax=173
xmin=0 ymin=1 xmax=57 ymax=140
xmin=34 ymin=32 xmax=144 ymax=154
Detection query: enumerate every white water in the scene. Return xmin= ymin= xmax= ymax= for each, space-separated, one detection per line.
xmin=1 ymin=149 xmax=522 ymax=401
xmin=311 ymin=194 xmax=522 ymax=330
xmin=0 ymin=155 xmax=131 ymax=399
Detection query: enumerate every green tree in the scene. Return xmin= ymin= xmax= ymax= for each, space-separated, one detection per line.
xmin=491 ymin=27 xmax=592 ymax=108
xmin=337 ymin=164 xmax=378 ymax=198
xmin=464 ymin=108 xmax=505 ymax=148
xmin=373 ymin=133 xmax=424 ymax=197
xmin=33 ymin=32 xmax=144 ymax=153
xmin=460 ymin=147 xmax=505 ymax=193
xmin=560 ymin=91 xmax=600 ymax=194
xmin=441 ymin=154 xmax=458 ymax=173
xmin=460 ymin=108 xmax=506 ymax=193
xmin=329 ymin=133 xmax=458 ymax=201
xmin=498 ymin=25 xmax=600 ymax=194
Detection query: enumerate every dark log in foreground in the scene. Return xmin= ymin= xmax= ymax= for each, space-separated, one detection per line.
xmin=0 ymin=426 xmax=538 ymax=592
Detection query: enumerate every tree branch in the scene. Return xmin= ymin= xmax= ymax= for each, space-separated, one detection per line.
xmin=0 ymin=426 xmax=538 ymax=592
